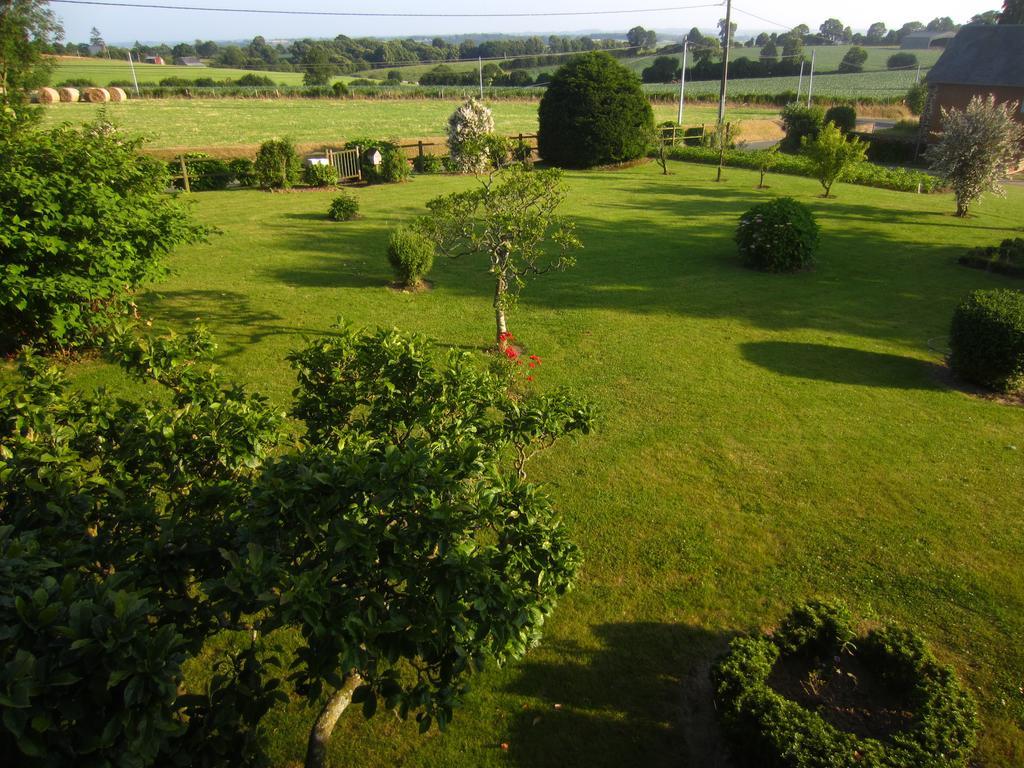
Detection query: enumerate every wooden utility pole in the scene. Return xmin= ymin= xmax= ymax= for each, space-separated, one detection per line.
xmin=717 ymin=0 xmax=732 ymax=125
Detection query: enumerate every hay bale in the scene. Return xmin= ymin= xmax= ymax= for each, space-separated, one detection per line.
xmin=37 ymin=87 xmax=59 ymax=104
xmin=58 ymin=87 xmax=80 ymax=103
xmin=107 ymin=87 xmax=127 ymax=102
xmin=82 ymin=87 xmax=110 ymax=103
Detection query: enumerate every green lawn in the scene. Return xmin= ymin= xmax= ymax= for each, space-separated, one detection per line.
xmin=36 ymin=99 xmax=779 ymax=151
xmin=65 ymin=161 xmax=1024 ymax=766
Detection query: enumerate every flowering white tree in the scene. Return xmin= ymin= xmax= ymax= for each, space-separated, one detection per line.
xmin=447 ymin=97 xmax=495 ymax=173
xmin=928 ymin=95 xmax=1024 ymax=217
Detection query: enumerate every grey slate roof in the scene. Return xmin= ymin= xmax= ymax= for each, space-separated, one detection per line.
xmin=927 ymin=25 xmax=1024 ymax=88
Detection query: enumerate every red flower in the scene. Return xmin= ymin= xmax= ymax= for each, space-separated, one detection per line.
xmin=528 ymin=362 xmax=535 ymax=369
xmin=504 ymin=346 xmax=518 ymax=360
xmin=526 ymin=376 xmax=534 ymax=382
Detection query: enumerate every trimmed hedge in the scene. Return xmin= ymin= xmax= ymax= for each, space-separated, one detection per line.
xmin=959 ymin=238 xmax=1024 ymax=278
xmin=327 ymin=192 xmax=359 ymax=222
xmin=387 ymin=227 xmax=434 ymax=287
xmin=949 ymin=289 xmax=1024 ymax=393
xmin=824 ymin=105 xmax=857 ymax=134
xmin=712 ymin=600 xmax=978 ymax=768
xmin=736 ymin=197 xmax=819 ymax=273
xmin=666 ymin=145 xmax=940 ymax=193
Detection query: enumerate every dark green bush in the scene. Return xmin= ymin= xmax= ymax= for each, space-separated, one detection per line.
xmin=254 ymin=138 xmax=301 ymax=189
xmin=838 ymin=46 xmax=869 ymax=74
xmin=413 ymin=153 xmax=445 ymax=173
xmin=824 ymin=105 xmax=857 ymax=133
xmin=302 ymin=162 xmax=340 ymax=187
xmin=538 ymin=51 xmax=654 ymax=169
xmin=960 ymin=238 xmax=1024 ymax=277
xmin=235 ymin=73 xmax=276 ymax=87
xmin=327 ymin=192 xmax=360 ymax=221
xmin=55 ymin=78 xmax=96 ymax=88
xmin=780 ymin=104 xmax=825 ymax=152
xmin=332 ymin=81 xmax=349 ymax=97
xmin=735 ymin=197 xmax=819 ymax=273
xmin=0 ymin=120 xmax=206 ymax=352
xmin=887 ymin=52 xmax=918 ymax=70
xmin=387 ymin=226 xmax=435 ymax=287
xmin=949 ymin=289 xmax=1024 ymax=392
xmin=228 ymin=157 xmax=257 ymax=187
xmin=712 ymin=600 xmax=978 ymax=768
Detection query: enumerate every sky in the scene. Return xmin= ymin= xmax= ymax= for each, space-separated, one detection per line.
xmin=50 ymin=0 xmax=1000 ymax=45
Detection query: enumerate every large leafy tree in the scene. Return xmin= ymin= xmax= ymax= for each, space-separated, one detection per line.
xmin=928 ymin=95 xmax=1024 ymax=217
xmin=0 ymin=119 xmax=207 ymax=351
xmin=0 ymin=0 xmax=62 ymax=111
xmin=417 ymin=167 xmax=581 ymax=348
xmin=1 ymin=324 xmax=593 ymax=768
xmin=1002 ymin=0 xmax=1024 ymax=23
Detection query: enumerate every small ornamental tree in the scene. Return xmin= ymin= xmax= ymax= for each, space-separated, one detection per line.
xmin=0 ymin=324 xmax=593 ymax=768
xmin=538 ymin=51 xmax=654 ymax=169
xmin=0 ymin=119 xmax=207 ymax=352
xmin=416 ymin=167 xmax=582 ymax=348
xmin=801 ymin=122 xmax=868 ymax=198
xmin=928 ymin=95 xmax=1024 ymax=217
xmin=446 ymin=97 xmax=496 ymax=174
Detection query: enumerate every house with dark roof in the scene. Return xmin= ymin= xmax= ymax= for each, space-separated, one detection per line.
xmin=922 ymin=25 xmax=1024 ymax=139
xmin=901 ymin=30 xmax=956 ymax=50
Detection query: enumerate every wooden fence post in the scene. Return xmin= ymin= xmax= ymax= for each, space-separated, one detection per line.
xmin=178 ymin=155 xmax=190 ymax=193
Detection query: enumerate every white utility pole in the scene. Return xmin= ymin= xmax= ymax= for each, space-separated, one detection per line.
xmin=796 ymin=60 xmax=804 ymax=102
xmin=806 ymin=49 xmax=816 ymax=107
xmin=127 ymin=51 xmax=141 ymax=97
xmin=717 ymin=0 xmax=733 ymax=124
xmin=478 ymin=57 xmax=483 ymax=99
xmin=677 ymin=37 xmax=688 ymax=125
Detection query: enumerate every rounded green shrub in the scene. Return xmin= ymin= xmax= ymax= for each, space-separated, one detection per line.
xmin=735 ymin=197 xmax=819 ymax=273
xmin=781 ymin=104 xmax=825 ymax=152
xmin=906 ymin=84 xmax=928 ymax=116
xmin=302 ymin=162 xmax=340 ymax=187
xmin=824 ymin=105 xmax=857 ymax=134
xmin=169 ymin=152 xmax=233 ymax=192
xmin=387 ymin=227 xmax=435 ymax=287
xmin=254 ymin=138 xmax=301 ymax=189
xmin=538 ymin=51 xmax=654 ymax=169
xmin=712 ymin=600 xmax=978 ymax=768
xmin=949 ymin=289 xmax=1024 ymax=393
xmin=327 ymin=192 xmax=359 ymax=222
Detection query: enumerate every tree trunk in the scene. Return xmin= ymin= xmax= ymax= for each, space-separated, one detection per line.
xmin=956 ymin=198 xmax=969 ymax=217
xmin=304 ymin=674 xmax=363 ymax=768
xmin=494 ymin=273 xmax=508 ymax=349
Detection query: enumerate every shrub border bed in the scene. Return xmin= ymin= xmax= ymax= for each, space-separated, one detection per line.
xmin=711 ymin=600 xmax=978 ymax=768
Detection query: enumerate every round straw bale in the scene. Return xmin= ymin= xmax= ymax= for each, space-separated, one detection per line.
xmin=36 ymin=87 xmax=59 ymax=104
xmin=58 ymin=87 xmax=80 ymax=103
xmin=107 ymin=87 xmax=127 ymax=102
xmin=82 ymin=87 xmax=111 ymax=103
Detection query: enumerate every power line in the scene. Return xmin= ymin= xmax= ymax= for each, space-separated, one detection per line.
xmin=48 ymin=0 xmax=725 ymax=18
xmin=730 ymin=5 xmax=793 ymax=31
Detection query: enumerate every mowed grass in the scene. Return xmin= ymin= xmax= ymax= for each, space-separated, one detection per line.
xmin=36 ymin=98 xmax=780 ymax=151
xmin=65 ymin=162 xmax=1024 ymax=766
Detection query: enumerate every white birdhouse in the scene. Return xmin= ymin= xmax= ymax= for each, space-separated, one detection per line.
xmin=368 ymin=149 xmax=383 ymax=166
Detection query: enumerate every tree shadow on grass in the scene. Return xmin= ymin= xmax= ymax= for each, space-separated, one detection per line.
xmin=139 ymin=289 xmax=344 ymax=358
xmin=502 ymin=623 xmax=737 ymax=768
xmin=740 ymin=342 xmax=946 ymax=390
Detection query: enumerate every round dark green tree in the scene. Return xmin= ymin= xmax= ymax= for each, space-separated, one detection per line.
xmin=538 ymin=52 xmax=654 ymax=169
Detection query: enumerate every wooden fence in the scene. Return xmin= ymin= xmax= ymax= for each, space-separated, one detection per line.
xmin=397 ymin=133 xmax=539 ymax=160
xmin=325 ymin=147 xmax=362 ymax=182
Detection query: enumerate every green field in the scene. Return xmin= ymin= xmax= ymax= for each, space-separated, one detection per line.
xmin=63 ymin=161 xmax=1024 ymax=766
xmin=648 ymin=68 xmax=926 ymax=101
xmin=48 ymin=56 xmax=350 ymax=87
xmin=37 ymin=99 xmax=780 ymax=151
